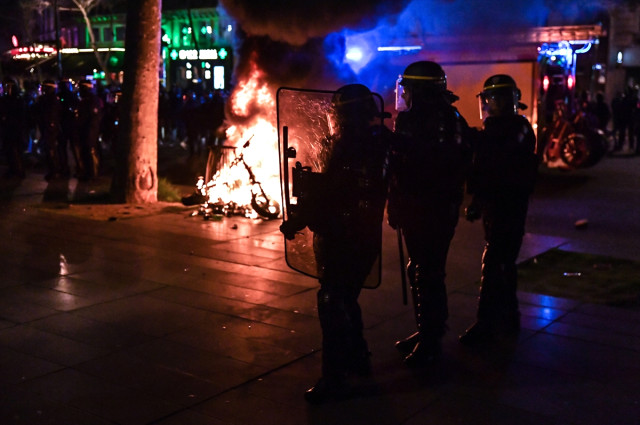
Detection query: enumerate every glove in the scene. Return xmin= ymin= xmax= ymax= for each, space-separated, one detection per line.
xmin=280 ymin=219 xmax=303 ymax=240
xmin=464 ymin=201 xmax=481 ymax=222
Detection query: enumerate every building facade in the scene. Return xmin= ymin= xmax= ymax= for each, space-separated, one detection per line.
xmin=2 ymin=3 xmax=236 ymax=92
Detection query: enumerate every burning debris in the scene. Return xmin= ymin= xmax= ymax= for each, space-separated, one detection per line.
xmin=182 ymin=56 xmax=282 ymax=220
xmin=184 ymin=135 xmax=280 ymax=220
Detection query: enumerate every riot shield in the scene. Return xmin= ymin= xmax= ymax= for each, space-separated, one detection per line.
xmin=276 ymin=87 xmax=386 ymax=288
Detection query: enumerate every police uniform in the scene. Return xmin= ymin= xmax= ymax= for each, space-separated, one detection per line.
xmin=280 ymin=84 xmax=390 ymax=403
xmin=460 ymin=74 xmax=538 ymax=346
xmin=388 ymin=61 xmax=473 ymax=366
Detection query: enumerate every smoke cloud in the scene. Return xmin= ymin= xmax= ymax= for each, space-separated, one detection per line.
xmin=219 ymin=0 xmax=410 ymax=46
xmin=220 ymin=0 xmax=617 ymax=101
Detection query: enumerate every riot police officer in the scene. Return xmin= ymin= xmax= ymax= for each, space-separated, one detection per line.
xmin=0 ymin=78 xmax=28 ymax=179
xmin=33 ymin=80 xmax=63 ymax=180
xmin=459 ymin=74 xmax=538 ymax=346
xmin=280 ymin=84 xmax=390 ymax=404
xmin=76 ymin=79 xmax=104 ymax=181
xmin=388 ymin=61 xmax=473 ymax=366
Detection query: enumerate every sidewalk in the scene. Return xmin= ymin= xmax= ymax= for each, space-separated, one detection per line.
xmin=0 ymin=165 xmax=639 ymax=425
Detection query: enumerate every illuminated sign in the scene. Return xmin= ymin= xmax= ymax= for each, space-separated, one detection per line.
xmin=11 ymin=45 xmax=56 ymax=60
xmin=214 ymin=65 xmax=224 ymax=89
xmin=174 ymin=48 xmax=228 ymax=61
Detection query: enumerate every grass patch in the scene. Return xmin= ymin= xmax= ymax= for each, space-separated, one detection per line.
xmin=158 ymin=177 xmax=182 ymax=202
xmin=518 ymin=249 xmax=640 ymax=309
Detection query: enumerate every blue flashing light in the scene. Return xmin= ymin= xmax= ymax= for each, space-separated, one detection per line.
xmin=346 ymin=47 xmax=363 ymax=62
xmin=344 ymin=33 xmax=374 ymax=74
xmin=538 ymin=41 xmax=574 ymax=67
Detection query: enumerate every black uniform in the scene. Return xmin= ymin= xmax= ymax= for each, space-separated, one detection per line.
xmin=459 ymin=73 xmax=538 ymax=346
xmin=389 ymin=92 xmax=473 ymax=364
xmin=315 ymin=124 xmax=389 ymax=375
xmin=464 ymin=114 xmax=537 ymax=339
xmin=280 ymin=84 xmax=390 ymax=404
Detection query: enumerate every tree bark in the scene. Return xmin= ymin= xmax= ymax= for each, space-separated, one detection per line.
xmin=111 ymin=0 xmax=161 ymax=203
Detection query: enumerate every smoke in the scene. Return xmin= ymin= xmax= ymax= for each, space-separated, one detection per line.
xmin=220 ymin=0 xmax=410 ymax=46
xmin=220 ymin=0 xmax=617 ymax=102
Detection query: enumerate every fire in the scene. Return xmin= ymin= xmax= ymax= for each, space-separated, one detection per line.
xmin=196 ymin=60 xmax=281 ymax=219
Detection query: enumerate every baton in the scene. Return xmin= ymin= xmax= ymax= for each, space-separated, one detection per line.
xmin=396 ymin=228 xmax=408 ymax=305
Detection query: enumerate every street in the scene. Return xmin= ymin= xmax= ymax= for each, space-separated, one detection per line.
xmin=0 ymin=149 xmax=638 ymax=424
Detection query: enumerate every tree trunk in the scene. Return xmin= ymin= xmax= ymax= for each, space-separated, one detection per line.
xmin=111 ymin=0 xmax=161 ymax=203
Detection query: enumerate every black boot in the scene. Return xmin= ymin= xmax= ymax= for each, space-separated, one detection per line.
xmin=460 ymin=247 xmax=520 ymax=347
xmin=404 ymin=335 xmax=442 ymax=367
xmin=402 ymin=268 xmax=447 ymax=366
xmin=395 ymin=331 xmax=420 ymax=356
xmin=347 ymin=342 xmax=372 ymax=377
xmin=459 ymin=320 xmax=496 ymax=346
xmin=304 ymin=375 xmax=351 ymax=404
xmin=459 ymin=312 xmax=520 ymax=347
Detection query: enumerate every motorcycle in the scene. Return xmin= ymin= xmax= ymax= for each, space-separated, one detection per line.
xmin=541 ymin=100 xmax=607 ymax=170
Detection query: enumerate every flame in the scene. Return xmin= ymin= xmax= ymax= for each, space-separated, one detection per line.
xmin=199 ymin=60 xmax=281 ymax=219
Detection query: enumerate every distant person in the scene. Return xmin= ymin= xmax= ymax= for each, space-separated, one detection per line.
xmin=593 ymin=92 xmax=611 ymax=133
xmin=76 ymin=80 xmax=104 ymax=181
xmin=280 ymin=84 xmax=391 ymax=404
xmin=459 ymin=75 xmax=538 ymax=346
xmin=58 ymin=78 xmax=81 ymax=178
xmin=181 ymin=90 xmax=203 ymax=158
xmin=33 ymin=80 xmax=63 ymax=180
xmin=611 ymin=89 xmax=633 ymax=151
xmin=0 ymin=78 xmax=28 ymax=179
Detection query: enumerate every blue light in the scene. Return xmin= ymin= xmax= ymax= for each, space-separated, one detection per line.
xmin=346 ymin=47 xmax=363 ymax=62
xmin=573 ymin=43 xmax=592 ymax=54
xmin=343 ymin=32 xmax=374 ymax=74
xmin=377 ymin=46 xmax=423 ymax=52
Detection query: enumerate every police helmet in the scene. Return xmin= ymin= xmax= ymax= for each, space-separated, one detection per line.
xmin=332 ymin=83 xmax=379 ymax=119
xmin=399 ymin=61 xmax=447 ymax=91
xmin=396 ymin=61 xmax=447 ymax=110
xmin=477 ymin=74 xmax=524 ymax=119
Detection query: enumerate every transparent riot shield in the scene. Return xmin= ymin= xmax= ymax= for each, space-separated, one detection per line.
xmin=276 ymin=87 xmax=385 ymax=288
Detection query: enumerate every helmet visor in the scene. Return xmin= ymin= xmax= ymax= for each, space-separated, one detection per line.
xmin=477 ymin=90 xmax=518 ymax=120
xmin=395 ymin=76 xmax=409 ymax=111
